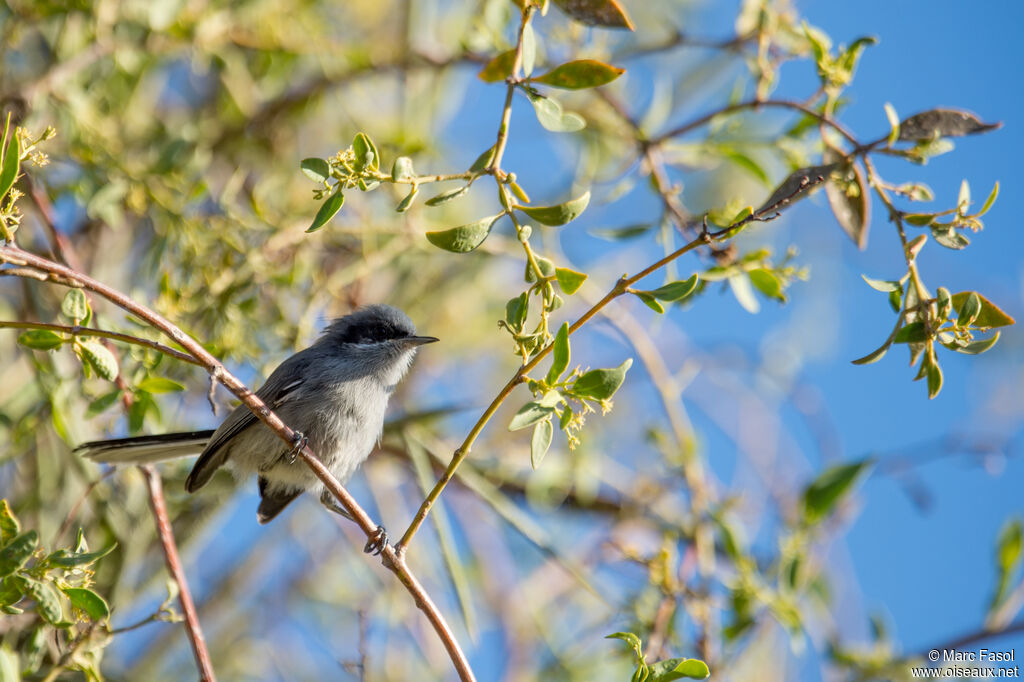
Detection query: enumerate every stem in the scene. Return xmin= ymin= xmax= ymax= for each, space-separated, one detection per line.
xmin=141 ymin=466 xmax=217 ymax=682
xmin=487 ymin=6 xmax=533 ymax=174
xmin=0 ymin=320 xmax=200 ymax=365
xmin=0 ymin=244 xmax=477 ymax=682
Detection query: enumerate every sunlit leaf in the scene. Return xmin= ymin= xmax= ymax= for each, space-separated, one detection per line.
xmin=572 ymin=358 xmax=632 ymax=400
xmin=531 ymin=60 xmax=625 ymax=89
xmin=803 ymin=460 xmax=872 ymax=523
xmin=517 ymin=191 xmax=590 ymax=225
xmin=300 ymin=158 xmax=330 ymax=183
xmin=546 ymin=323 xmax=571 ymax=384
xmin=530 ymin=418 xmax=553 ymax=469
xmin=951 ymin=291 xmax=1014 ymax=328
xmin=425 ymin=213 xmax=503 ymax=253
xmin=478 ymin=50 xmax=517 ymax=83
xmin=307 ymin=190 xmax=345 ymax=232
xmin=555 ymin=267 xmax=587 ymax=294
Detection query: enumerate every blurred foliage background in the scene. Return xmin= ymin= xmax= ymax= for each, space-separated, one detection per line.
xmin=0 ymin=0 xmax=1021 ymax=680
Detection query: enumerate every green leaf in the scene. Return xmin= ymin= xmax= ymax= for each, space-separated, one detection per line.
xmin=884 ymin=102 xmax=900 ymax=146
xmin=517 ymin=191 xmax=590 ymax=226
xmin=86 ymin=390 xmax=122 ymax=416
xmin=649 ymin=657 xmax=711 ymax=681
xmin=992 ymin=519 xmax=1024 ymax=611
xmin=927 ymin=357 xmax=943 ymax=399
xmin=824 ymin=156 xmax=870 ymax=250
xmin=79 ymin=341 xmax=119 ymax=381
xmin=307 ymin=190 xmax=345 ymax=232
xmin=531 ymin=60 xmax=625 ymax=90
xmin=0 ymin=126 xmax=20 ymax=201
xmin=977 ymin=181 xmax=999 ymax=216
xmin=425 ymin=213 xmax=502 ymax=253
xmin=469 ymin=145 xmax=497 ymax=173
xmin=553 ymin=0 xmax=635 ymax=30
xmin=898 ymin=109 xmax=1001 ymax=141
xmin=352 ymin=132 xmax=379 ymax=171
xmin=424 ymin=185 xmax=470 ymax=206
xmin=391 ymin=156 xmax=414 ymax=182
xmin=589 ymin=224 xmax=652 ymax=240
xmin=46 ymin=544 xmax=115 ymax=568
xmin=861 ymin=275 xmax=901 ymax=292
xmin=22 ymin=579 xmax=62 ymax=625
xmin=634 ymin=291 xmax=665 ymax=314
xmin=606 ymin=631 xmax=644 ymax=659
xmin=506 ymin=293 xmax=529 ymax=330
xmin=300 ymin=158 xmax=330 ymax=184
xmin=573 ymin=358 xmax=632 ymax=401
xmin=61 ymin=587 xmax=109 ymax=621
xmin=951 ymin=291 xmax=1014 ymax=329
xmin=526 ymin=91 xmax=586 ymax=133
xmin=508 ymin=401 xmax=556 ymax=431
xmin=748 ymin=269 xmax=784 ymax=301
xmin=478 ymin=50 xmax=517 ymax=83
xmin=137 ymin=377 xmax=185 ymax=393
xmin=0 ymin=501 xmax=19 ymax=545
xmin=893 ymin=321 xmax=929 ymax=343
xmin=803 ymin=460 xmax=872 ymax=523
xmin=957 ymin=292 xmax=982 ymax=327
xmin=723 ymin=150 xmax=770 ymax=186
xmin=530 ymin=418 xmax=554 ymax=469
xmin=648 ymin=274 xmax=699 ymax=302
xmin=950 ymin=331 xmax=1000 ymax=355
xmin=0 ymin=531 xmax=37 ymax=578
xmin=525 ymin=256 xmax=556 ymax=282
xmin=555 ymin=267 xmax=587 ymax=294
xmin=546 ymin=323 xmax=571 ymax=384
xmin=17 ymin=330 xmax=64 ymax=351
xmin=61 ymin=290 xmax=90 ymax=322
xmin=903 ymin=213 xmax=935 ymax=226
xmin=396 ymin=186 xmax=418 ymax=212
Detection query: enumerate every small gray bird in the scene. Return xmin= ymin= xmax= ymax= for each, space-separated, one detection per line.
xmin=77 ymin=305 xmax=436 ymax=550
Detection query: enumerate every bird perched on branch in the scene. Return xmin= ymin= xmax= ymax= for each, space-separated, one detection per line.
xmin=76 ymin=304 xmax=437 ymax=553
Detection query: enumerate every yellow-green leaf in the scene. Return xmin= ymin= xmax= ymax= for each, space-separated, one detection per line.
xmin=531 ymin=59 xmax=625 ymax=90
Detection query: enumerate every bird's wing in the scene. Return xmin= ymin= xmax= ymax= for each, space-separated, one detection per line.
xmin=185 ymin=350 xmax=313 ymax=491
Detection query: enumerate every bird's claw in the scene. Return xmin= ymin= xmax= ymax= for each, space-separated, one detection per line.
xmin=364 ymin=525 xmax=389 ymax=556
xmin=287 ymin=431 xmax=307 ymax=464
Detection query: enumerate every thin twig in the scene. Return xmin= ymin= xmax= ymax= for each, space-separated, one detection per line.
xmin=0 ymin=320 xmax=201 ymax=365
xmin=140 ymin=465 xmax=217 ymax=682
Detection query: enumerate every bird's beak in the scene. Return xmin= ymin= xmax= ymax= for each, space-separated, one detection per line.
xmin=405 ymin=335 xmax=439 ymax=346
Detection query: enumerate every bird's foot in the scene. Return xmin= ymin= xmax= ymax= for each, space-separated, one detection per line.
xmin=364 ymin=525 xmax=389 ymax=556
xmin=286 ymin=431 xmax=307 ymax=464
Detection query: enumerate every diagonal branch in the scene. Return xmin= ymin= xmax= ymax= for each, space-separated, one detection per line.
xmin=0 ymin=244 xmax=477 ymax=682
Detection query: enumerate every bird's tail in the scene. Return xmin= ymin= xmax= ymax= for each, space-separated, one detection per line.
xmin=75 ymin=430 xmax=216 ymax=465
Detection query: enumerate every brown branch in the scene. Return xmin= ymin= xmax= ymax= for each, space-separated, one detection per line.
xmin=21 ymin=176 xmax=220 ymax=680
xmin=0 ymin=244 xmax=477 ymax=682
xmin=0 ymin=320 xmax=201 ymax=365
xmin=141 ymin=466 xmax=217 ymax=682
